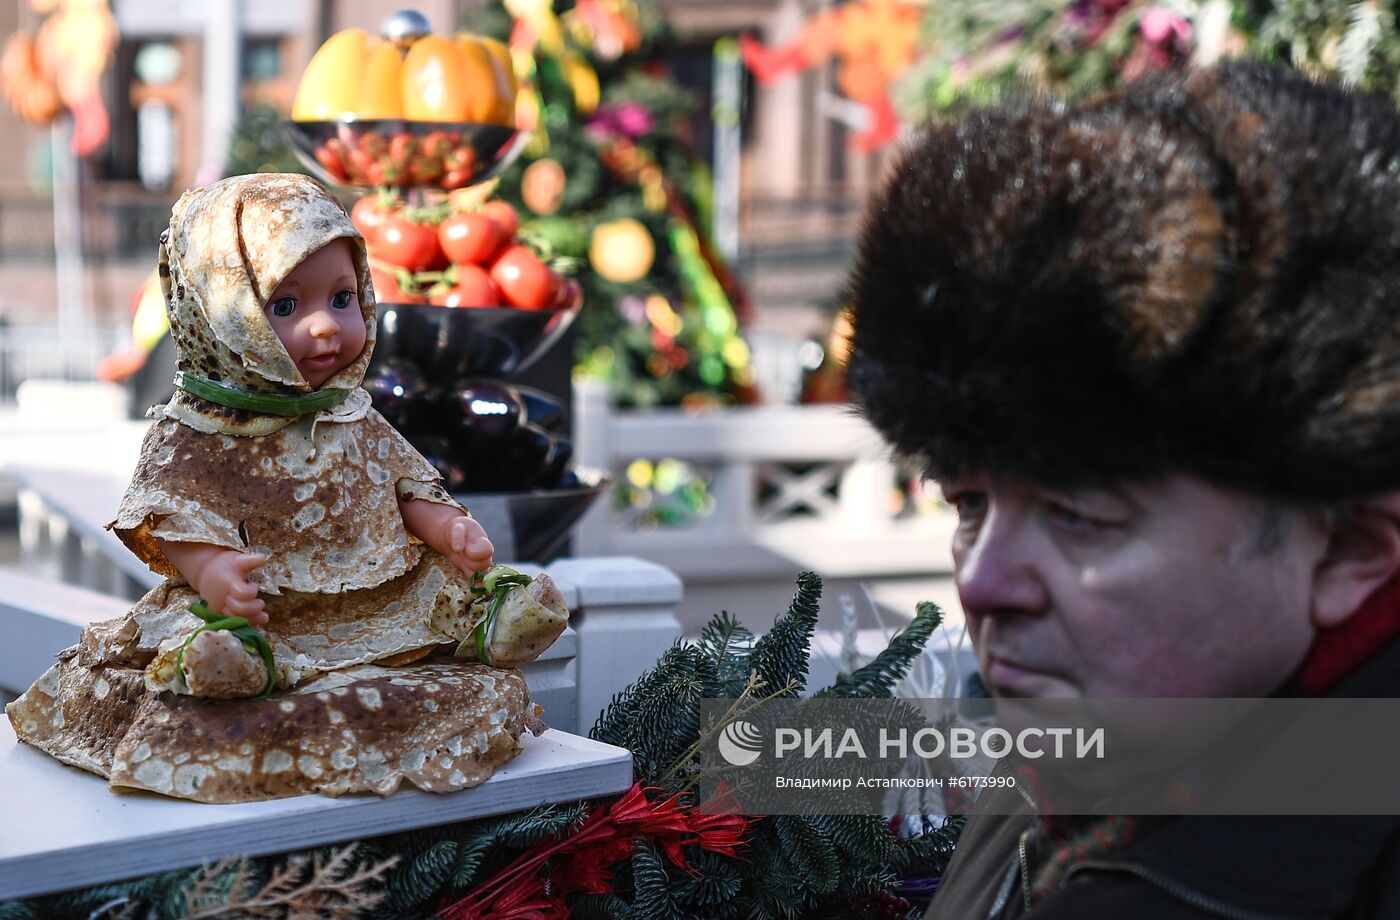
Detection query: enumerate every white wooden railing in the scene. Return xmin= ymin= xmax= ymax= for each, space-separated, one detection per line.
xmin=572 ymin=378 xmax=958 ymax=583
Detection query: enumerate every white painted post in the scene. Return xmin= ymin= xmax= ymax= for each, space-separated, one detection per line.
xmin=571 ymin=377 xmax=615 ymax=556
xmin=199 ymin=0 xmax=241 ymax=181
xmin=0 ymin=569 xmax=130 ymax=694
xmin=15 ymin=490 xmax=51 ymax=580
xmin=709 ymin=460 xmax=756 ymax=535
xmin=545 ymin=556 xmax=683 ymax=733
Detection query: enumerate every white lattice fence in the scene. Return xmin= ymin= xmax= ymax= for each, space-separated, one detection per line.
xmin=571 ymin=379 xmax=958 ymax=582
xmin=0 ymin=324 xmax=125 ymax=404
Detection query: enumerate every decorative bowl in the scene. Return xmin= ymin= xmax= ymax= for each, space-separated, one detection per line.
xmin=457 ymin=468 xmax=611 ymax=563
xmin=371 ymin=303 xmax=578 ymax=382
xmin=280 ymin=119 xmax=528 ymax=190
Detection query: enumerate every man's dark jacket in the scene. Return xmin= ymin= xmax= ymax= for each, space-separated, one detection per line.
xmin=926 ymin=636 xmax=1400 ymax=919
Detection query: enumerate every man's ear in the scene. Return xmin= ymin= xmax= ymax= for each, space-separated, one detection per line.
xmin=1312 ymin=495 xmax=1400 ymax=628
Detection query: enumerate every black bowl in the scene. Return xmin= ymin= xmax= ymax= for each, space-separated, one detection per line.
xmin=372 ymin=303 xmax=578 ymax=382
xmin=457 ymin=468 xmax=610 ymax=563
xmin=361 ymin=358 xmax=427 ymax=429
xmin=281 ymin=119 xmax=527 ymax=190
xmin=514 ymin=385 xmax=568 ymax=433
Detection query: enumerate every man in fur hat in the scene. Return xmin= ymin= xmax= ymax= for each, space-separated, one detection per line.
xmin=846 ymin=62 xmax=1400 ymax=918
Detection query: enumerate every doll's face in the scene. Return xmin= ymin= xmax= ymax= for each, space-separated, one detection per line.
xmin=262 ymin=238 xmax=367 ymax=388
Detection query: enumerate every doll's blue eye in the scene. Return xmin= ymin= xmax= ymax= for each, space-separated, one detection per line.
xmin=269 ymin=298 xmax=296 ymax=317
xmin=331 ymin=290 xmax=354 ymax=309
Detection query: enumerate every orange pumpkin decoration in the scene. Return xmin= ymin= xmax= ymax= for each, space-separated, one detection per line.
xmin=359 ymin=41 xmax=405 ymax=120
xmin=292 ymin=28 xmax=376 ymax=121
xmin=402 ymin=35 xmax=473 ymax=121
xmin=293 ymin=28 xmax=515 ymax=126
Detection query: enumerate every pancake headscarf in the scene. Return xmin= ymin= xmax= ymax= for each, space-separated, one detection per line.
xmin=112 ymin=171 xmax=451 ymax=594
xmin=157 ymin=173 xmax=376 ymax=436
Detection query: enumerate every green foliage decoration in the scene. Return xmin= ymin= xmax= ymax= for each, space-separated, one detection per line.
xmin=466 ymin=0 xmax=754 ymax=409
xmin=224 ymin=101 xmax=305 ymax=178
xmin=581 ymin=572 xmax=960 ymax=920
xmin=898 ymin=0 xmax=1400 ymax=123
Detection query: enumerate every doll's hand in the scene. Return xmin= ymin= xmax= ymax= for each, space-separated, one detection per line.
xmin=195 ymin=551 xmax=269 ymax=626
xmin=444 ymin=514 xmax=494 ymax=575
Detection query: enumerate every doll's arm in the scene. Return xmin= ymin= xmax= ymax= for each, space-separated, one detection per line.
xmin=157 ymin=539 xmax=268 ymax=625
xmin=398 ymin=497 xmax=495 ymax=574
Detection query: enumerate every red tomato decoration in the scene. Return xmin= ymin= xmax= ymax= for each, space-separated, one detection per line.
xmin=347 ymin=147 xmax=374 ymax=177
xmin=315 ymin=147 xmax=349 ymax=182
xmin=350 ymin=195 xmax=394 ymax=246
xmin=409 ymin=156 xmax=444 ymax=184
xmin=370 ymin=265 xmax=427 ymax=304
xmin=389 ymin=132 xmax=415 ymax=170
xmin=430 ymin=264 xmax=501 ymax=308
xmin=420 ymin=130 xmax=453 ymax=159
xmin=490 ymin=244 xmax=558 ymax=310
xmin=444 ymin=145 xmax=475 ymax=172
xmin=377 ymin=214 xmax=444 ymax=271
xmin=359 ymin=133 xmax=387 ymax=157
xmin=438 ymin=212 xmax=504 ymax=265
xmin=366 ymin=161 xmax=398 ymax=185
xmin=482 ymin=200 xmax=520 ymax=239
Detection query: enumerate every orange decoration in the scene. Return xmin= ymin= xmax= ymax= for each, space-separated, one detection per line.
xmin=402 ymin=35 xmax=475 ymax=121
xmin=740 ymin=0 xmax=922 ymax=151
xmin=1 ymin=0 xmax=117 ymax=154
xmin=294 ymin=28 xmax=516 ymax=125
xmin=1 ymin=32 xmax=63 ymax=125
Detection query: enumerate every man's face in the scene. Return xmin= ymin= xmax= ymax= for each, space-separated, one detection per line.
xmin=940 ymin=473 xmax=1329 ymax=698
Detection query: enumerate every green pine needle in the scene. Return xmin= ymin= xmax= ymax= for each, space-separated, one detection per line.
xmin=816 ymin=600 xmax=944 ymax=699
xmin=696 ymin=609 xmax=755 ymax=697
xmin=388 ymin=839 xmax=458 ymax=908
xmin=747 ymin=571 xmax=822 ymax=697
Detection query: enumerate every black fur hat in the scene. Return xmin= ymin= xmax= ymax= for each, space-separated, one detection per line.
xmin=846 ymin=62 xmax=1400 ymax=500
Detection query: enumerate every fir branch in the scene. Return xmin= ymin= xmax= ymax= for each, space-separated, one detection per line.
xmin=661 ymin=672 xmax=804 ymax=792
xmin=175 ymin=845 xmax=398 ymax=919
xmin=695 ymin=610 xmax=754 ymax=697
xmin=747 ymin=572 xmax=822 ymax=697
xmin=571 ymin=892 xmax=632 ymax=920
xmin=492 ymin=803 xmax=590 ymax=847
xmin=772 ymin=817 xmax=839 ymax=896
xmin=37 ymin=868 xmax=191 ymax=920
xmin=815 ymin=601 xmax=944 ymax=699
xmin=387 ymin=839 xmax=457 ymax=910
xmin=592 ymin=642 xmax=720 ymax=781
xmin=440 ymin=802 xmax=591 ymax=892
xmin=591 ymin=640 xmax=695 ymax=740
xmin=177 ymin=855 xmax=254 ymax=917
xmin=450 ymin=834 xmax=501 ymax=892
xmin=899 ymin=815 xmax=966 ymax=879
xmin=627 ymin=838 xmax=681 ymax=920
xmin=813 ymin=815 xmax=899 ymax=868
xmin=672 ymin=849 xmax=742 ymax=912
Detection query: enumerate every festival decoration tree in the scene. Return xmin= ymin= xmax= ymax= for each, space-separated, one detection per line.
xmin=896 ymin=0 xmax=1400 ymax=121
xmin=464 ymin=0 xmax=756 ymax=410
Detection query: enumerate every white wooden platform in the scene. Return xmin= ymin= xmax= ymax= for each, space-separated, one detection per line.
xmin=0 ymin=719 xmax=631 ymax=901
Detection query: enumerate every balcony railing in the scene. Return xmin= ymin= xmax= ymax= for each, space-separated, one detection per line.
xmin=0 ymin=184 xmax=174 ymax=262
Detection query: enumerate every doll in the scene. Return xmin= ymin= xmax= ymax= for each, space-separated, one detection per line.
xmin=6 ymin=174 xmax=569 ymax=802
